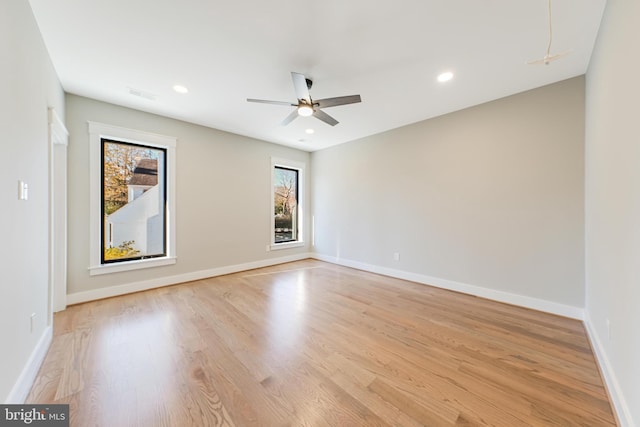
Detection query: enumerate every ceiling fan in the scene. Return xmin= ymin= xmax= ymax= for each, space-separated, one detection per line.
xmin=527 ymin=0 xmax=570 ymax=65
xmin=247 ymin=72 xmax=361 ymax=126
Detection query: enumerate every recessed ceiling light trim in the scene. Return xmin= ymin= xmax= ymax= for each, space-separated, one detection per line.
xmin=173 ymin=84 xmax=189 ymax=94
xmin=437 ymin=72 xmax=454 ymax=83
xmin=305 ymin=128 xmax=315 ymax=134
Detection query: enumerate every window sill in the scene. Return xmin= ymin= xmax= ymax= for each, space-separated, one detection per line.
xmin=89 ymin=256 xmax=176 ymax=276
xmin=270 ymin=241 xmax=304 ymax=251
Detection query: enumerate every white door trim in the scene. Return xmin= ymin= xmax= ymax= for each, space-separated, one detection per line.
xmin=49 ymin=108 xmax=69 ymax=314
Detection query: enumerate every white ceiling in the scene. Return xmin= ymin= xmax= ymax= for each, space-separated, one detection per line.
xmin=29 ymin=0 xmax=606 ymax=152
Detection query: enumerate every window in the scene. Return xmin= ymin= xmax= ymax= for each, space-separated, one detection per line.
xmin=274 ymin=166 xmax=299 ymax=243
xmin=101 ymin=139 xmax=166 ymax=263
xmin=271 ymin=158 xmax=304 ymax=249
xmin=89 ymin=122 xmax=176 ymax=275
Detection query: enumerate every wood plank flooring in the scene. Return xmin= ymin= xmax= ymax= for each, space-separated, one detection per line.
xmin=27 ymin=260 xmax=617 ymax=426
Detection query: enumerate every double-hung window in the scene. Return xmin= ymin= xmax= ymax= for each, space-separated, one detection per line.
xmin=271 ymin=158 xmax=305 ymax=249
xmin=89 ymin=122 xmax=177 ymax=275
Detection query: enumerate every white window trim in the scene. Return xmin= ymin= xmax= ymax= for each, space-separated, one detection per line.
xmin=88 ymin=121 xmax=177 ymax=275
xmin=271 ymin=157 xmax=305 ymax=251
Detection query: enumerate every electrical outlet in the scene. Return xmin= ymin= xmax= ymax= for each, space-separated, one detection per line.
xmin=393 ymin=252 xmax=400 ymax=261
xmin=266 ymin=244 xmax=271 ymax=252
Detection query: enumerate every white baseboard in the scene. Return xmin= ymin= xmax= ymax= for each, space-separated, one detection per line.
xmin=584 ymin=313 xmax=635 ymax=427
xmin=5 ymin=326 xmax=52 ymax=404
xmin=67 ymin=253 xmax=313 ymax=305
xmin=312 ymin=253 xmax=584 ymax=320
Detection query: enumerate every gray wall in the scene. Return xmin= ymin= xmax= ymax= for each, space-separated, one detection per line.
xmin=0 ymin=1 xmax=64 ymax=401
xmin=312 ymin=77 xmax=585 ymax=308
xmin=585 ymin=0 xmax=640 ymax=424
xmin=66 ymin=95 xmax=310 ymax=296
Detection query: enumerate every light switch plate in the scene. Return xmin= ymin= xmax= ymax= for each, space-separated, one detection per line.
xmin=18 ymin=180 xmax=29 ymax=200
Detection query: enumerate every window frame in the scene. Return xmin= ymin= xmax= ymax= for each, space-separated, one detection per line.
xmin=88 ymin=122 xmax=177 ymax=276
xmin=100 ymin=138 xmax=167 ymax=264
xmin=270 ymin=157 xmax=305 ymax=250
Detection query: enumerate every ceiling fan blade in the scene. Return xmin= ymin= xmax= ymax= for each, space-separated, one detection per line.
xmin=247 ymin=98 xmax=295 ymax=106
xmin=313 ymin=109 xmax=338 ymax=126
xmin=281 ymin=109 xmax=299 ymax=126
xmin=291 ymin=72 xmax=311 ymax=104
xmin=315 ymin=95 xmax=362 ymax=109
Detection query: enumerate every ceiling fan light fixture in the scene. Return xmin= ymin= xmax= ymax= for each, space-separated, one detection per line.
xmin=297 ymin=104 xmax=314 ymax=117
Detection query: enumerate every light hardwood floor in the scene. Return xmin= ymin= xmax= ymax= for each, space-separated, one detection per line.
xmin=28 ymin=260 xmax=617 ymax=426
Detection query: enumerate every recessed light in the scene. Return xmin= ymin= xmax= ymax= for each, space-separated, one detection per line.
xmin=437 ymin=72 xmax=454 ymax=83
xmin=173 ymin=84 xmax=189 ymax=94
xmin=305 ymin=128 xmax=315 ymax=134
